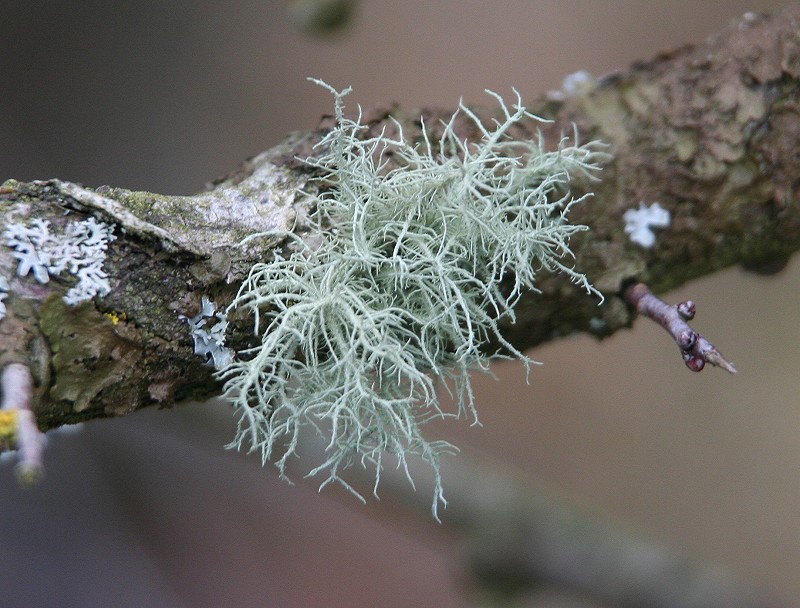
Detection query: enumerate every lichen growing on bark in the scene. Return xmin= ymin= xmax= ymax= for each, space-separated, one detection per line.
xmin=218 ymin=82 xmax=605 ymax=515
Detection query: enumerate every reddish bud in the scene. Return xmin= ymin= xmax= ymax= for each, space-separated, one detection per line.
xmin=684 ymin=355 xmax=705 ymax=372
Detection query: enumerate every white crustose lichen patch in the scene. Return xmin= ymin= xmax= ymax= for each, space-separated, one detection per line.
xmin=623 ymin=201 xmax=670 ymax=248
xmin=3 ymin=217 xmax=116 ymax=305
xmin=219 ymin=80 xmax=606 ymax=517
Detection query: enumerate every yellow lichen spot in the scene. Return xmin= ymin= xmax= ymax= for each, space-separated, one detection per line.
xmin=0 ymin=409 xmax=19 ymax=445
xmin=104 ymin=310 xmax=127 ymax=326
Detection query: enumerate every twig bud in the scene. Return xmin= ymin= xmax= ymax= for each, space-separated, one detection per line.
xmin=677 ymin=329 xmax=698 ymax=351
xmin=677 ymin=300 xmax=696 ymax=320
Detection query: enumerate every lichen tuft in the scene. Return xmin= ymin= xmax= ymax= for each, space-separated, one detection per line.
xmin=219 ymin=81 xmax=605 ymax=517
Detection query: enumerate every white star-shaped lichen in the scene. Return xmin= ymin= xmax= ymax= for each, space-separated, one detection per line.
xmin=623 ymin=202 xmax=670 ymax=248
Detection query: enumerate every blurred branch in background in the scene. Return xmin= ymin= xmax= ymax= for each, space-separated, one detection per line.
xmin=371 ymin=447 xmax=780 ymax=608
xmin=287 ymin=0 xmax=359 ymax=36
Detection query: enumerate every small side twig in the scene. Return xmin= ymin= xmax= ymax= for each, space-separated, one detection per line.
xmin=1 ymin=363 xmax=45 ymax=482
xmin=624 ymin=283 xmax=737 ymax=374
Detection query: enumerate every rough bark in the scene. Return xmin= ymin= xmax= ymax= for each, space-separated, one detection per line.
xmin=1 ymin=7 xmax=798 ymax=430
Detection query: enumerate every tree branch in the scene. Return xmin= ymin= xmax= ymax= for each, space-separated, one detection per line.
xmin=0 ymin=363 xmax=44 ymax=481
xmin=624 ymin=282 xmax=737 ymax=374
xmin=1 ymin=7 xmax=798 ymax=432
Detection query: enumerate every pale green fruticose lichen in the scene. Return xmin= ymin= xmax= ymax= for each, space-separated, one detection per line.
xmin=219 ymin=81 xmax=605 ymax=516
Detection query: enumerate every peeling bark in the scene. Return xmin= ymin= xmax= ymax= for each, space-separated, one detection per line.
xmin=0 ymin=7 xmax=798 ymax=431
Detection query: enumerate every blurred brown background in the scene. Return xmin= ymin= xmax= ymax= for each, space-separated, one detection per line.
xmin=1 ymin=2 xmax=798 ymax=606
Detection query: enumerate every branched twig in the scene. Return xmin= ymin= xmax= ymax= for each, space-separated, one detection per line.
xmin=0 ymin=363 xmax=45 ymax=482
xmin=624 ymin=283 xmax=737 ymax=374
